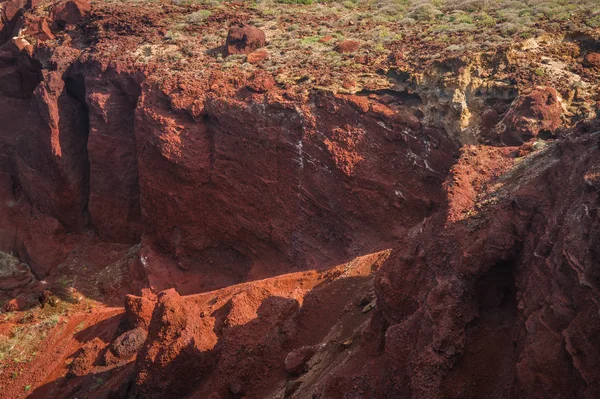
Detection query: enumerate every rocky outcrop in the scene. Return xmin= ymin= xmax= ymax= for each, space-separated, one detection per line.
xmin=224 ymin=24 xmax=266 ymax=56
xmin=132 ymin=289 xmax=218 ymax=398
xmin=84 ymin=67 xmax=142 ymax=243
xmin=50 ymin=0 xmax=91 ymax=27
xmin=314 ymin=122 xmax=600 ymax=399
xmin=498 ymin=86 xmax=564 ymax=145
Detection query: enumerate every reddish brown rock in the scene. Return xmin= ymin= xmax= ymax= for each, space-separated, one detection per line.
xmin=316 ymin=125 xmax=600 ymax=399
xmin=247 ymin=70 xmax=275 ymax=93
xmin=246 ymin=49 xmax=268 ymax=64
xmin=124 ymin=292 xmax=157 ymax=330
xmin=334 ymin=40 xmax=360 ymax=53
xmin=224 ymin=24 xmax=266 ymax=56
xmin=14 ymin=47 xmax=88 ymax=231
xmin=498 ymin=86 xmax=563 ymax=145
xmin=51 ymin=0 xmax=91 ymax=26
xmin=134 ymin=89 xmax=455 ymax=287
xmin=285 ymin=345 xmax=318 ymax=375
xmin=23 ymin=16 xmax=55 ymax=41
xmin=584 ymin=52 xmax=600 ymax=68
xmin=132 ymin=289 xmax=218 ymax=398
xmin=84 ymin=70 xmax=143 ymax=243
xmin=68 ymin=337 xmax=104 ymax=378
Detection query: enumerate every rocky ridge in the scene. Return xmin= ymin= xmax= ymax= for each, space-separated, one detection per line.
xmin=0 ymin=0 xmax=599 ymax=398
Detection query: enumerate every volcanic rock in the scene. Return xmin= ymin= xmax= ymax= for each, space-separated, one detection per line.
xmin=247 ymin=70 xmax=275 ymax=93
xmin=51 ymin=0 xmax=91 ymax=27
xmin=334 ymin=40 xmax=360 ymax=53
xmin=498 ymin=86 xmax=563 ymax=145
xmin=104 ymin=327 xmax=148 ymax=365
xmin=584 ymin=52 xmax=600 ymax=68
xmin=246 ymin=49 xmax=268 ymax=64
xmin=285 ymin=345 xmax=318 ymax=375
xmin=124 ymin=292 xmax=157 ymax=330
xmin=224 ymin=24 xmax=266 ymax=56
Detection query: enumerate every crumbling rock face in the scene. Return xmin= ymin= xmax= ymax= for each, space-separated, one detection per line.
xmin=134 ymin=88 xmax=455 ymax=279
xmin=132 ymin=289 xmax=218 ymax=398
xmin=498 ymin=86 xmax=564 ymax=145
xmin=314 ymin=124 xmax=600 ymax=399
xmin=84 ymin=66 xmax=142 ymax=243
xmin=1 ymin=4 xmax=600 ymax=398
xmin=50 ymin=0 xmax=91 ymax=27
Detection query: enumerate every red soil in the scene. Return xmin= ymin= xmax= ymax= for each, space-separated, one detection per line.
xmin=0 ymin=1 xmax=599 ymax=398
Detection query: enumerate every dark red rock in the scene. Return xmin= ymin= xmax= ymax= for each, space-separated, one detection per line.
xmin=224 ymin=24 xmax=266 ymax=56
xmin=498 ymin=86 xmax=563 ymax=145
xmin=85 ymin=71 xmax=143 ymax=243
xmin=247 ymin=70 xmax=275 ymax=93
xmin=334 ymin=40 xmax=360 ymax=54
xmin=51 ymin=0 xmax=91 ymax=27
xmin=285 ymin=345 xmax=318 ymax=375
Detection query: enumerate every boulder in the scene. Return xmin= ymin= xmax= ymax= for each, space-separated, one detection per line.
xmin=334 ymin=40 xmax=360 ymax=54
xmin=284 ymin=345 xmax=318 ymax=375
xmin=224 ymin=24 xmax=266 ymax=56
xmin=104 ymin=327 xmax=148 ymax=365
xmin=124 ymin=292 xmax=157 ymax=330
xmin=51 ymin=0 xmax=91 ymax=27
xmin=498 ymin=86 xmax=563 ymax=145
xmin=584 ymin=52 xmax=600 ymax=68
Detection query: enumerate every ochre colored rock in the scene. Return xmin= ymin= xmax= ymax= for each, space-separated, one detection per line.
xmin=224 ymin=24 xmax=266 ymax=56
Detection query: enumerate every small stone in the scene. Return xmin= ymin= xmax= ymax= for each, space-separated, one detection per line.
xmin=247 ymin=49 xmax=269 ymax=64
xmin=362 ymin=299 xmax=376 ymax=313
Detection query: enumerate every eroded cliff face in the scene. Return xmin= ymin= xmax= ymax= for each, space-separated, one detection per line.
xmin=0 ymin=0 xmax=600 ymax=398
